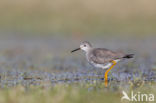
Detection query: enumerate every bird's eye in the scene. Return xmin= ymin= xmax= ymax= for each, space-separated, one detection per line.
xmin=84 ymin=45 xmax=86 ymax=47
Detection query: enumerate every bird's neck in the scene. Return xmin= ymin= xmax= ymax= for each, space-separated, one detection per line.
xmin=84 ymin=48 xmax=93 ymax=54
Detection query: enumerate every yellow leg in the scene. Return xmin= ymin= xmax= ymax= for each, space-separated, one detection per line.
xmin=104 ymin=61 xmax=117 ymax=87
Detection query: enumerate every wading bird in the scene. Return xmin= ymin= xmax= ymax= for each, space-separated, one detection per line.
xmin=71 ymin=41 xmax=134 ymax=87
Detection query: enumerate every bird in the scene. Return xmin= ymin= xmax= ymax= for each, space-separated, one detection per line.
xmin=71 ymin=41 xmax=134 ymax=87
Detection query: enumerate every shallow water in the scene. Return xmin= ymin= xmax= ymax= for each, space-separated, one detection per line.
xmin=0 ymin=36 xmax=155 ymax=87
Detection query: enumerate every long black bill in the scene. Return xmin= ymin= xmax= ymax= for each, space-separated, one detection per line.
xmin=71 ymin=48 xmax=80 ymax=53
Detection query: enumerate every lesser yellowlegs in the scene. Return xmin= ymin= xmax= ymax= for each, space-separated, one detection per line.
xmin=71 ymin=41 xmax=134 ymax=86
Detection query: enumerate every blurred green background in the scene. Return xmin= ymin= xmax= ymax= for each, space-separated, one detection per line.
xmin=0 ymin=0 xmax=156 ymax=37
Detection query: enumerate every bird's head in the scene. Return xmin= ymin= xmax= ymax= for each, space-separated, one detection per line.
xmin=71 ymin=41 xmax=92 ymax=53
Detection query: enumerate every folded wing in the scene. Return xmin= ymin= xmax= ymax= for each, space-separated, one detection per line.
xmin=89 ymin=48 xmax=124 ymax=64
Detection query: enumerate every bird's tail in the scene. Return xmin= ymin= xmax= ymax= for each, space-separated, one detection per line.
xmin=123 ymin=54 xmax=134 ymax=59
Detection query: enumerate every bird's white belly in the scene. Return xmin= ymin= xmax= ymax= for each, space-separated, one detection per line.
xmin=89 ymin=60 xmax=112 ymax=69
xmin=90 ymin=59 xmax=120 ymax=69
xmin=93 ymin=63 xmax=112 ymax=69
